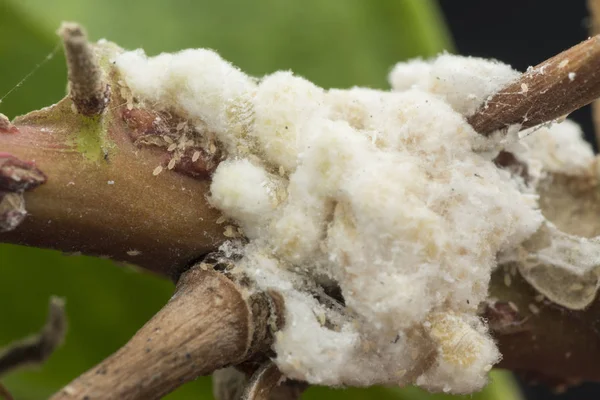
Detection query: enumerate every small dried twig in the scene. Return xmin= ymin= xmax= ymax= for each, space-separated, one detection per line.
xmin=0 ymin=383 xmax=14 ymax=400
xmin=58 ymin=22 xmax=109 ymax=116
xmin=468 ymin=34 xmax=600 ymax=135
xmin=51 ymin=261 xmax=285 ymax=400
xmin=0 ymin=297 xmax=66 ymax=377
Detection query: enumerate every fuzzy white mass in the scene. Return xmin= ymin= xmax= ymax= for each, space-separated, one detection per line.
xmin=115 ymin=49 xmax=589 ymax=393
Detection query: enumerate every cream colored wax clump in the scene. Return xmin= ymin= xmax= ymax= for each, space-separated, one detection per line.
xmin=116 ymin=49 xmax=591 ymax=393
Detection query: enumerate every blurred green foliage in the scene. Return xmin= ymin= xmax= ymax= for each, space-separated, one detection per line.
xmin=0 ymin=0 xmax=521 ymax=399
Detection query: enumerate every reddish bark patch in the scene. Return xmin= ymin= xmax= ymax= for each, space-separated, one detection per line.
xmin=121 ymin=108 xmax=162 ymax=142
xmin=174 ymin=149 xmax=218 ymax=180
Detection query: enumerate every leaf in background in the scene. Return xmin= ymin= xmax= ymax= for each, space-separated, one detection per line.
xmin=0 ymin=1 xmax=516 ymax=399
xmin=387 ymin=370 xmax=523 ymax=400
xmin=0 ymin=1 xmax=66 ymax=118
xmin=1 ymin=0 xmax=452 ymax=119
xmin=303 ymin=370 xmax=522 ymax=400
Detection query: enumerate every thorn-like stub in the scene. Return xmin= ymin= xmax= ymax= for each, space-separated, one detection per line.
xmin=0 ymin=155 xmax=47 ymax=192
xmin=0 ymin=155 xmax=46 ymax=231
xmin=58 ymin=22 xmax=109 ymax=116
xmin=0 ymin=114 xmax=18 ymax=134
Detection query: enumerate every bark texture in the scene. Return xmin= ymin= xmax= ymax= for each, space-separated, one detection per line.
xmin=468 ymin=34 xmax=600 ymax=135
xmin=51 ymin=264 xmax=284 ymax=400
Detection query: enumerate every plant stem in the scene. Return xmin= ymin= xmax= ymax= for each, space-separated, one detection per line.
xmin=51 ymin=265 xmax=283 ymax=400
xmin=1 ymin=98 xmax=224 ymax=277
xmin=468 ymin=34 xmax=600 ymax=135
xmin=3 ymin=27 xmax=600 ymax=395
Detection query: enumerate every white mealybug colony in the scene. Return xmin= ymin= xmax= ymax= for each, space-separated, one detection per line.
xmin=114 ymin=48 xmax=594 ymax=393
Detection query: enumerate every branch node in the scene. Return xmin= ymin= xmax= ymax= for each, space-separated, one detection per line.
xmin=58 ymin=22 xmax=109 ymax=116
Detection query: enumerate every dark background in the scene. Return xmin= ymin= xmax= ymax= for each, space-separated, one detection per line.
xmin=441 ymin=0 xmax=596 ymax=148
xmin=440 ymin=0 xmax=599 ymax=398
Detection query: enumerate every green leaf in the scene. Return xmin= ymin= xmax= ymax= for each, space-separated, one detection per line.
xmin=1 ymin=0 xmax=452 ymax=118
xmin=0 ymin=245 xmax=180 ymax=400
xmin=388 ymin=370 xmax=523 ymax=400
xmin=302 ymin=370 xmax=522 ymax=400
xmin=0 ymin=2 xmax=67 ymax=119
xmin=0 ymin=1 xmax=521 ymax=400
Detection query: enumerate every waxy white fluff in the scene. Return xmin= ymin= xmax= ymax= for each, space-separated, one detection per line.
xmin=115 ymin=49 xmax=587 ymax=393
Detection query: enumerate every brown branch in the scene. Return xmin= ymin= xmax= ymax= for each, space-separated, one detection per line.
xmin=588 ymin=0 xmax=600 ymax=147
xmin=4 ymin=23 xmax=600 ymax=396
xmin=463 ymin=31 xmax=600 ymax=389
xmin=58 ymin=22 xmax=109 ymax=116
xmin=0 ymin=297 xmax=66 ymax=377
xmin=483 ymin=167 xmax=600 ymax=389
xmin=0 ymin=96 xmax=224 ymax=277
xmin=488 ymin=268 xmax=600 ymax=387
xmin=50 ymin=261 xmax=284 ymax=400
xmin=468 ymin=34 xmax=600 ymax=135
xmin=3 ymin=34 xmax=600 ymax=279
